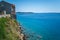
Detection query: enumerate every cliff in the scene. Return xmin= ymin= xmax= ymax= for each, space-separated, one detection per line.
xmin=0 ymin=17 xmax=25 ymax=40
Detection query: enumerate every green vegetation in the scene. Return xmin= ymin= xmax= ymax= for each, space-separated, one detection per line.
xmin=0 ymin=17 xmax=22 ymax=40
xmin=0 ymin=17 xmax=7 ymax=40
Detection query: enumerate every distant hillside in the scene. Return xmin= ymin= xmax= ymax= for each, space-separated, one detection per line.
xmin=16 ymin=12 xmax=34 ymax=15
xmin=0 ymin=17 xmax=25 ymax=40
xmin=16 ymin=12 xmax=60 ymax=14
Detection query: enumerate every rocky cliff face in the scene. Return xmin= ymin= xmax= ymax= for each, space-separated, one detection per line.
xmin=0 ymin=17 xmax=25 ymax=40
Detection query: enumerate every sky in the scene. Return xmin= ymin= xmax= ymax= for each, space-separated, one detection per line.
xmin=0 ymin=0 xmax=60 ymax=13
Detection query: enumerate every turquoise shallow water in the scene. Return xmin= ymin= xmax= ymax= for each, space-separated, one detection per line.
xmin=16 ymin=13 xmax=60 ymax=40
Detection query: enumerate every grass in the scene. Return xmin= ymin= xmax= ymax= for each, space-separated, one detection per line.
xmin=0 ymin=17 xmax=22 ymax=40
xmin=0 ymin=17 xmax=7 ymax=40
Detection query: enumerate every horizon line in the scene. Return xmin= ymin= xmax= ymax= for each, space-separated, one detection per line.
xmin=16 ymin=11 xmax=60 ymax=13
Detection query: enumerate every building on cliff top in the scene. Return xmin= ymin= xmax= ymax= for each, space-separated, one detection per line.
xmin=0 ymin=0 xmax=16 ymax=18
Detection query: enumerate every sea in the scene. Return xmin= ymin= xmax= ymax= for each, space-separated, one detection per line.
xmin=16 ymin=12 xmax=60 ymax=40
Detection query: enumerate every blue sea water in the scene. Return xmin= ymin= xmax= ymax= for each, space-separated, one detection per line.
xmin=16 ymin=13 xmax=60 ymax=40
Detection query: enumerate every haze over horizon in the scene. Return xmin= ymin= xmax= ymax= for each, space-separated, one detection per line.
xmin=0 ymin=0 xmax=60 ymax=13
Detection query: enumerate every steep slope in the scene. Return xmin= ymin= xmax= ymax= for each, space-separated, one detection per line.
xmin=0 ymin=17 xmax=24 ymax=40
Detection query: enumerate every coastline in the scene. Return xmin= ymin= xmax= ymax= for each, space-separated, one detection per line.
xmin=0 ymin=17 xmax=26 ymax=40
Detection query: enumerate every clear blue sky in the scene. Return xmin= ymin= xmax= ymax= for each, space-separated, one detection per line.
xmin=0 ymin=0 xmax=60 ymax=13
